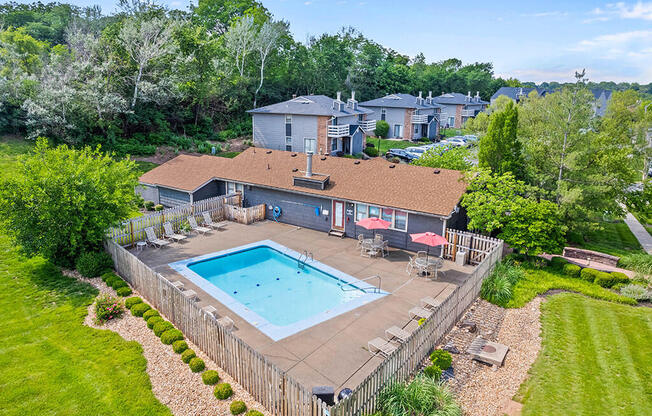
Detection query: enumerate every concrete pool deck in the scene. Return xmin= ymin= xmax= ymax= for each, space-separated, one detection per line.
xmin=132 ymin=220 xmax=475 ymax=391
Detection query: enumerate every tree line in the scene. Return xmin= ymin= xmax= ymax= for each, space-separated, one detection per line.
xmin=0 ymin=0 xmax=513 ymax=155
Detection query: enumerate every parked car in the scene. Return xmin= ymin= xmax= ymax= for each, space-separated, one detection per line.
xmin=404 ymin=146 xmax=429 ymax=159
xmin=463 ymin=135 xmax=479 ymax=146
xmin=442 ymin=137 xmax=468 ymax=147
xmin=386 ymin=148 xmax=416 ymax=161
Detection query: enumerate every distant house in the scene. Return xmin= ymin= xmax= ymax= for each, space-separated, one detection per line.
xmin=359 ymin=92 xmax=442 ymax=140
xmin=247 ymin=92 xmax=375 ymax=156
xmin=591 ymin=89 xmax=613 ymax=117
xmin=137 ymin=148 xmax=468 ymax=251
xmin=433 ymin=92 xmax=488 ymax=129
xmin=490 ymin=86 xmax=549 ymax=104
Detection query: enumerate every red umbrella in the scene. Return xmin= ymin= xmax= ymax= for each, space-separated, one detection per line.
xmin=356 ymin=217 xmax=391 ymax=230
xmin=410 ymin=232 xmax=448 ymax=259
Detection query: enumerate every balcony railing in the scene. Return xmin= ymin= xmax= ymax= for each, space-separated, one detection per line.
xmin=327 ymin=124 xmax=350 ymax=138
xmin=411 ymin=114 xmax=428 ymax=124
xmin=359 ymin=119 xmax=376 ymax=132
xmin=461 ymin=109 xmax=477 ymax=117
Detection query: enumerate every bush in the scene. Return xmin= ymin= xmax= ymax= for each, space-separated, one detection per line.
xmin=101 ymin=271 xmax=118 ymax=282
xmin=94 ymin=294 xmax=124 ymax=324
xmin=153 ymin=321 xmax=174 ymax=337
xmin=363 ymin=146 xmax=378 ymax=157
xmin=480 ymin=260 xmax=524 ymax=306
xmin=549 ymin=256 xmax=569 ymax=270
xmin=374 ymin=120 xmax=389 ymax=138
xmin=76 ymin=251 xmax=114 ymax=277
xmin=147 ymin=316 xmax=164 ymax=329
xmin=189 ymin=357 xmax=205 ymax=372
xmin=116 ymin=286 xmax=133 ymax=297
xmin=130 ymin=302 xmax=151 ymax=317
xmin=230 ymin=400 xmax=247 ymax=415
xmin=125 ymin=296 xmax=143 ymax=309
xmin=161 ymin=329 xmax=184 ymax=345
xmin=580 ymin=267 xmax=600 ymax=282
xmin=246 ymin=411 xmax=264 ymax=416
xmin=110 ymin=279 xmax=128 ymax=290
xmin=619 ymin=253 xmax=652 ymax=275
xmin=594 ymin=271 xmax=615 ymax=288
xmin=173 ymin=340 xmax=188 ymax=353
xmin=142 ymin=309 xmax=160 ymax=321
xmin=423 ymin=364 xmax=442 ymax=379
xmin=429 ymin=349 xmax=452 ymax=370
xmin=610 ymin=272 xmax=630 ymax=285
xmin=144 ymin=200 xmax=155 ymax=210
xmin=202 ymin=370 xmax=220 ymax=385
xmin=620 ymin=284 xmax=651 ymax=300
xmin=563 ymin=263 xmax=581 ymax=278
xmin=378 ymin=375 xmax=460 ymax=416
xmin=181 ymin=349 xmax=196 ymax=363
xmin=214 ymin=383 xmax=233 ymax=400
xmin=154 ymin=204 xmax=164 ymax=211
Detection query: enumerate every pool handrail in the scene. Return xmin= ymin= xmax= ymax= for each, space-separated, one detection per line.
xmin=340 ymin=274 xmax=382 ymax=294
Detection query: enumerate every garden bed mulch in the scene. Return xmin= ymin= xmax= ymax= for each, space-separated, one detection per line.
xmin=439 ymin=297 xmax=542 ymax=416
xmin=65 ymin=270 xmax=270 ymax=416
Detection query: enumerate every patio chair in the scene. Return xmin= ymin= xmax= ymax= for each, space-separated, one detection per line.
xmin=217 ymin=316 xmax=235 ymax=331
xmin=145 ymin=227 xmax=170 ymax=248
xmin=357 ymin=234 xmax=364 ymax=248
xmin=171 ymin=281 xmax=185 ymax=290
xmin=181 ymin=289 xmax=198 ymax=301
xmin=163 ymin=222 xmax=187 ymax=243
xmin=202 ymin=212 xmax=227 ymax=231
xmin=420 ymin=296 xmax=442 ymax=310
xmin=382 ymin=240 xmax=389 ymax=257
xmin=406 ymin=256 xmax=416 ymax=275
xmin=385 ymin=326 xmax=411 ymax=343
xmin=202 ymin=305 xmax=217 ymax=317
xmin=187 ymin=215 xmax=211 ymax=235
xmin=361 ymin=240 xmax=380 ymax=258
xmin=409 ymin=306 xmax=432 ymax=320
xmin=368 ymin=337 xmax=398 ymax=357
xmin=417 ymin=250 xmax=428 ymax=259
xmin=374 ymin=234 xmax=384 ymax=242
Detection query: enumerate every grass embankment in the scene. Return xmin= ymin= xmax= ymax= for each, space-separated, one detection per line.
xmin=516 ymin=293 xmax=652 ymax=415
xmin=570 ymin=220 xmax=644 ymax=258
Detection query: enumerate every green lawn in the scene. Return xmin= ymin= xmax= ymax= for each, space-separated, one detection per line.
xmin=370 ymin=138 xmax=416 ymax=155
xmin=441 ymin=128 xmax=462 ymax=138
xmin=134 ymin=160 xmax=160 ymax=174
xmin=517 ymin=293 xmax=652 ymax=415
xmin=571 ymin=220 xmax=645 ymax=257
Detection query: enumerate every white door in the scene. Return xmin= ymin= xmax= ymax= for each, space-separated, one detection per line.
xmin=332 ymin=200 xmax=344 ymax=230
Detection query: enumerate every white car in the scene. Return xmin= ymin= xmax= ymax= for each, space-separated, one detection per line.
xmin=441 ymin=137 xmax=467 ymax=147
xmin=404 ymin=146 xmax=428 ymax=159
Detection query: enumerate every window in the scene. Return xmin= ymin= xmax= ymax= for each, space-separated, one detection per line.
xmin=304 ymin=138 xmax=316 ymax=153
xmin=355 ymin=204 xmax=407 ymax=231
xmin=226 ymin=181 xmax=244 ymax=195
xmin=285 ymin=115 xmax=292 ymax=123
xmin=414 ymin=125 xmax=419 ymax=134
xmin=393 ymin=124 xmax=403 ymax=138
xmin=381 ymin=108 xmax=386 ymax=121
xmin=285 ymin=136 xmax=292 ymax=151
xmin=358 ymin=114 xmax=364 ymax=122
xmin=331 ymin=138 xmax=338 ymax=151
xmin=448 ymin=117 xmax=455 ymax=126
xmin=285 ymin=115 xmax=292 ymax=136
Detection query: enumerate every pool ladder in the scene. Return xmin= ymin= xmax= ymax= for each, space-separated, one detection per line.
xmin=298 ymin=250 xmax=313 ymax=269
xmin=340 ymin=275 xmax=382 ymax=294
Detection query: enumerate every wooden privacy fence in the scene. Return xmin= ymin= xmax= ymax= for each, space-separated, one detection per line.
xmin=330 ymin=235 xmax=503 ymax=416
xmin=106 ymin=194 xmax=265 ymax=246
xmin=442 ymin=228 xmax=502 ymax=265
xmin=105 ymin=240 xmax=330 ymax=416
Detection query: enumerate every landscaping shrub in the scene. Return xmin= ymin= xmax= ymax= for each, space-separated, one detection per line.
xmin=620 ymin=284 xmax=651 ymax=301
xmin=374 ymin=120 xmax=389 ymax=138
xmin=189 ymin=357 xmax=205 ymax=372
xmin=101 ymin=271 xmax=118 ymax=282
xmin=245 ymin=411 xmax=263 ymax=416
xmin=181 ymin=349 xmax=196 ymax=363
xmin=172 ymin=340 xmax=188 ymax=353
xmin=116 ymin=286 xmax=133 ymax=297
xmin=104 ymin=274 xmax=120 ymax=287
xmin=142 ymin=309 xmax=160 ymax=321
xmin=154 ymin=204 xmax=164 ymax=211
xmin=110 ymin=279 xmax=128 ymax=290
xmin=480 ymin=260 xmax=524 ymax=306
xmin=610 ymin=272 xmax=630 ymax=285
xmin=161 ymin=329 xmax=184 ymax=345
xmin=363 ymin=146 xmax=378 ymax=157
xmin=230 ymin=400 xmax=247 ymax=415
xmin=214 ymin=383 xmax=233 ymax=400
xmin=550 ymin=256 xmax=569 ymax=270
xmin=593 ymin=271 xmax=615 ymax=288
xmin=619 ymin=253 xmax=652 ymax=275
xmin=423 ymin=364 xmax=442 ymax=379
xmin=563 ymin=263 xmax=581 ymax=278
xmin=153 ymin=321 xmax=174 ymax=337
xmin=94 ymin=294 xmax=124 ymax=324
xmin=76 ymin=251 xmax=114 ymax=277
xmin=144 ymin=200 xmax=155 ymax=210
xmin=429 ymin=349 xmax=452 ymax=370
xmin=377 ymin=375 xmax=460 ymax=416
xmin=124 ymin=296 xmax=143 ymax=309
xmin=202 ymin=370 xmax=220 ymax=385
xmin=147 ymin=316 xmax=164 ymax=329
xmin=130 ymin=302 xmax=151 ymax=317
xmin=580 ymin=267 xmax=600 ymax=282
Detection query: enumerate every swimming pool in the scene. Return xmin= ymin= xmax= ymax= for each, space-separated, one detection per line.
xmin=169 ymin=240 xmax=387 ymax=341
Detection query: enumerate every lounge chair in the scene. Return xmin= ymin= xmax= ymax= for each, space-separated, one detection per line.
xmin=368 ymin=337 xmax=398 ymax=357
xmin=385 ymin=326 xmax=411 ymax=343
xmin=181 ymin=289 xmax=198 ymax=301
xmin=171 ymin=281 xmax=185 ymax=290
xmin=187 ymin=216 xmax=211 ymax=235
xmin=409 ymin=306 xmax=432 ymax=320
xmin=202 ymin=212 xmax=227 ymax=230
xmin=420 ymin=296 xmax=442 ymax=310
xmin=202 ymin=305 xmax=217 ymax=317
xmin=163 ymin=222 xmax=187 ymax=243
xmin=217 ymin=316 xmax=235 ymax=331
xmin=145 ymin=227 xmax=170 ymax=248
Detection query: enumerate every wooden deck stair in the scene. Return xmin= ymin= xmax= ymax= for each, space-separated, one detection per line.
xmin=328 ymin=229 xmax=345 ymax=238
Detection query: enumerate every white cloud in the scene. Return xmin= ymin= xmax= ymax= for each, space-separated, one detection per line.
xmin=569 ymin=30 xmax=652 ymax=51
xmin=585 ymin=2 xmax=652 ymax=22
xmin=520 ymin=11 xmax=568 ymax=18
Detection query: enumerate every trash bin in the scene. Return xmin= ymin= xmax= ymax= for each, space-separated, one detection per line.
xmin=455 ymin=249 xmax=467 ymax=266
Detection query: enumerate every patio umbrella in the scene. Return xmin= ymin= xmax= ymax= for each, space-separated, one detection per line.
xmin=356 ymin=217 xmax=391 ymax=235
xmin=410 ymin=232 xmax=449 ymax=259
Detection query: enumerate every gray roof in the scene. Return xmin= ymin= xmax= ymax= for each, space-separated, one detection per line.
xmin=591 ymin=88 xmax=612 ymax=100
xmin=247 ymin=95 xmax=373 ymax=117
xmin=359 ymin=93 xmax=442 ymax=110
xmin=433 ymin=92 xmax=489 ymax=106
xmin=490 ymin=87 xmax=548 ymax=101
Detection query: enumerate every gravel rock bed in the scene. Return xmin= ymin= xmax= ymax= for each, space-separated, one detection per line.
xmin=446 ymin=297 xmax=542 ymax=416
xmin=65 ymin=270 xmax=270 ymax=416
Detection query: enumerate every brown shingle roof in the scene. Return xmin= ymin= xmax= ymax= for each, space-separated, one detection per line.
xmin=138 ymin=148 xmax=468 ymax=217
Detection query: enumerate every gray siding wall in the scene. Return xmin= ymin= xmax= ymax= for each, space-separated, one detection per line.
xmin=438 ymin=104 xmax=458 ymax=127
xmin=137 ymin=184 xmax=159 ymax=204
xmin=364 ymin=106 xmax=407 ymax=139
xmin=336 ymin=114 xmax=358 ymax=125
xmin=252 ymin=113 xmax=318 ymax=153
xmin=244 ymin=187 xmax=333 ymax=232
xmin=159 ymin=188 xmax=190 ymax=207
xmin=193 ymin=180 xmax=220 ymax=202
xmin=351 ymin=129 xmax=364 ymax=154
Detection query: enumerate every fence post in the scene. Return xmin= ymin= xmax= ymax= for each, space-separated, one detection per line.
xmin=130 ymin=221 xmax=135 ymax=247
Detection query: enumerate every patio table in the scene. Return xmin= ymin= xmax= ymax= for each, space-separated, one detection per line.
xmin=362 ymin=239 xmax=385 ymax=257
xmin=415 ymin=257 xmax=443 ymax=277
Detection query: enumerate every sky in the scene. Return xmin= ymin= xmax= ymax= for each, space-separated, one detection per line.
xmin=13 ymin=0 xmax=652 ymax=83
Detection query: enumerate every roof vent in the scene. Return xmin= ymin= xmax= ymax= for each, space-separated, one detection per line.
xmin=354 ymin=160 xmax=360 ymax=165
xmin=266 ymin=150 xmax=272 ymax=154
xmin=389 ymin=164 xmax=396 ymax=168
xmin=291 ymin=153 xmax=297 ymax=157
xmin=433 ymin=169 xmax=440 ymax=174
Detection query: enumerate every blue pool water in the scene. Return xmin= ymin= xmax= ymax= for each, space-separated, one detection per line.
xmin=169 ymin=240 xmax=387 ymax=341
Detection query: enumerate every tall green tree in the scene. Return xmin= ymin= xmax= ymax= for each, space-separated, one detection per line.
xmin=478 ymin=100 xmax=525 ymax=178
